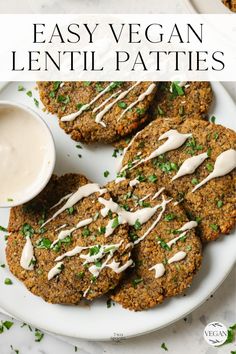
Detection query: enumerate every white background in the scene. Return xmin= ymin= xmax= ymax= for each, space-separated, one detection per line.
xmin=0 ymin=1 xmax=235 ymax=354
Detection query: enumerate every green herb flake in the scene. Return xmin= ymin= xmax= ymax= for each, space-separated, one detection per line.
xmin=83 ymin=81 xmax=91 ymax=86
xmin=157 ymin=237 xmax=171 ymax=251
xmin=4 ymin=278 xmax=12 ymax=285
xmin=104 ymin=170 xmax=110 ymax=178
xmin=0 ymin=225 xmax=8 ymax=232
xmin=95 ymin=83 xmax=104 ymax=92
xmin=57 ymin=95 xmax=70 ymax=104
xmin=34 ymin=98 xmax=39 ymax=108
xmin=76 ymin=144 xmax=83 ymax=149
xmin=3 ymin=321 xmax=14 ymax=330
xmin=82 ymin=227 xmax=91 ymax=237
xmin=53 ymin=81 xmax=61 ymax=91
xmin=117 ymin=101 xmax=127 ymax=109
xmin=18 ymin=84 xmax=25 ymax=91
xmin=191 ymin=178 xmax=199 ymax=186
xmin=106 ymin=299 xmax=112 ymax=308
xmin=164 ymin=213 xmax=176 ymax=221
xmin=210 ymin=223 xmax=218 ymax=232
xmin=36 ymin=238 xmax=52 ymax=249
xmin=35 ymin=329 xmax=44 ymax=342
xmin=131 ymin=278 xmax=143 ymax=288
xmin=98 ymin=226 xmax=106 ymax=234
xmin=161 ymin=342 xmax=168 ymax=351
xmin=210 ymin=115 xmax=216 ymax=123
xmin=148 ymin=174 xmax=158 ymax=183
xmin=217 ymin=200 xmax=223 ymax=208
xmin=206 ymin=163 xmax=214 ymax=172
xmin=67 ymin=207 xmax=75 ymax=215
xmin=224 ymin=323 xmax=236 ymax=345
xmin=171 ymin=81 xmax=185 ymax=98
xmin=213 ymin=132 xmax=219 ymax=140
xmin=112 ymin=216 xmax=119 ymax=229
xmin=134 ymin=219 xmax=142 ymax=230
xmin=26 ymin=90 xmax=32 ymax=97
xmin=136 ymin=107 xmax=145 ymax=116
xmin=157 ymin=105 xmax=164 ymax=115
xmin=76 ymin=103 xmax=84 ymax=110
xmin=21 ymin=223 xmax=34 ymax=238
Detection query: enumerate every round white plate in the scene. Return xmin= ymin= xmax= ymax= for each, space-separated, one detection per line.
xmin=0 ymin=82 xmax=235 ymax=341
xmin=184 ymin=0 xmax=232 ymax=13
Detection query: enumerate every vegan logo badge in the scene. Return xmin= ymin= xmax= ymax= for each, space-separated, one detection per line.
xmin=204 ymin=322 xmax=228 ymax=346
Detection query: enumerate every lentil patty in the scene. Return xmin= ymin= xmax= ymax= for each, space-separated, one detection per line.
xmin=117 ymin=117 xmax=236 ymax=242
xmin=37 ymin=81 xmax=157 ymax=144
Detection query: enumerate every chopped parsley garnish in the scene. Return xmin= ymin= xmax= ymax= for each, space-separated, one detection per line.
xmin=76 ymin=103 xmax=84 ymax=110
xmin=112 ymin=216 xmax=119 ymax=229
xmin=82 ymin=227 xmax=91 ymax=237
xmin=53 ymin=81 xmax=62 ymax=90
xmin=106 ymin=299 xmax=112 ymax=308
xmin=76 ymin=144 xmax=83 ymax=149
xmin=104 ymin=170 xmax=110 ymax=178
xmin=21 ymin=223 xmax=34 ymax=238
xmin=18 ymin=84 xmax=25 ymax=91
xmin=34 ymin=98 xmax=39 ymax=108
xmin=108 ymin=81 xmax=123 ymax=91
xmin=112 ymin=148 xmax=122 ymax=158
xmin=57 ymin=95 xmax=70 ymax=104
xmin=36 ymin=238 xmax=52 ymax=249
xmin=0 ymin=225 xmax=8 ymax=232
xmin=224 ymin=323 xmax=236 ymax=345
xmin=76 ymin=271 xmax=84 ymax=279
xmin=26 ymin=90 xmax=32 ymax=97
xmin=210 ymin=224 xmax=218 ymax=231
xmin=134 ymin=219 xmax=142 ymax=230
xmin=191 ymin=178 xmax=199 ymax=186
xmin=117 ymin=101 xmax=127 ymax=109
xmin=171 ymin=81 xmax=184 ymax=98
xmin=217 ymin=200 xmax=223 ymax=208
xmin=35 ymin=329 xmax=44 ymax=342
xmin=154 ymin=156 xmax=178 ymax=173
xmin=95 ymin=83 xmax=104 ymax=92
xmin=131 ymin=278 xmax=143 ymax=288
xmin=157 ymin=105 xmax=164 ymax=115
xmin=161 ymin=342 xmax=168 ymax=351
xmin=67 ymin=206 xmax=75 ymax=215
xmin=157 ymin=237 xmax=171 ymax=251
xmin=91 ymin=275 xmax=97 ymax=282
xmin=136 ymin=107 xmax=145 ymax=116
xmin=138 ymin=200 xmax=150 ymax=208
xmin=164 ymin=213 xmax=176 ymax=221
xmin=213 ymin=132 xmax=219 ymax=140
xmin=148 ymin=174 xmax=158 ymax=183
xmin=4 ymin=278 xmax=12 ymax=285
xmin=83 ymin=81 xmax=91 ymax=86
xmin=210 ymin=115 xmax=216 ymax=123
xmin=185 ymin=138 xmax=203 ymax=155
xmin=3 ymin=321 xmax=14 ymax=330
xmin=206 ymin=163 xmax=214 ymax=172
xmin=98 ymin=226 xmax=106 ymax=234
xmin=10 ymin=346 xmax=19 ymax=354
xmin=89 ymin=245 xmax=101 ymax=256
xmin=0 ymin=264 xmax=5 ymax=268
xmin=94 ymin=261 xmax=102 ymax=268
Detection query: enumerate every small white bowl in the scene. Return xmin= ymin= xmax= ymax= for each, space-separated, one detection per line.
xmin=0 ymin=101 xmax=56 ymax=208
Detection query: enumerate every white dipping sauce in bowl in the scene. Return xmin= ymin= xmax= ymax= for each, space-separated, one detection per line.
xmin=0 ymin=101 xmax=55 ymax=207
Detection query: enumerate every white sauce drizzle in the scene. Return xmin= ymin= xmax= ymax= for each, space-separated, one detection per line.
xmin=20 ymin=236 xmax=35 ymax=270
xmin=129 ymin=130 xmax=192 ymax=171
xmin=192 ymin=149 xmax=236 ymax=192
xmin=50 ymin=193 xmax=72 ymax=210
xmin=54 ymin=224 xmax=67 ymax=232
xmin=118 ymin=83 xmax=156 ymax=121
xmin=149 ymin=263 xmax=165 ymax=278
xmin=172 ymin=152 xmax=208 ymax=181
xmin=115 ymin=177 xmax=126 ymax=184
xmin=95 ymin=82 xmax=140 ymax=126
xmin=61 ymin=82 xmax=116 ymax=122
xmin=134 ymin=196 xmax=172 ymax=245
xmin=51 ymin=218 xmax=93 ymax=248
xmin=106 ymin=259 xmax=133 ymax=273
xmin=48 ymin=262 xmax=64 ymax=280
xmin=168 ymin=251 xmax=187 ymax=264
xmin=152 ymin=187 xmax=165 ymax=200
xmin=116 ymin=128 xmax=142 ymax=172
xmin=129 ymin=178 xmax=140 ymax=187
xmin=139 ymin=193 xmax=152 ymax=202
xmin=42 ymin=183 xmax=102 ymax=227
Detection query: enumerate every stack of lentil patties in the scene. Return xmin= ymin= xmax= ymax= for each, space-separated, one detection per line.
xmin=6 ymin=81 xmax=236 ymax=311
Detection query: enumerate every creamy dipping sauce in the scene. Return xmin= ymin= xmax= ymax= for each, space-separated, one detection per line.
xmin=0 ymin=103 xmax=55 ymax=206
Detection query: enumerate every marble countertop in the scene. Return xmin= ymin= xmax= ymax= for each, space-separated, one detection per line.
xmin=0 ymin=1 xmax=235 ymax=354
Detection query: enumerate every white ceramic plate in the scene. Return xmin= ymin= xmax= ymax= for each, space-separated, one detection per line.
xmin=184 ymin=0 xmax=232 ymax=13
xmin=0 ymin=82 xmax=235 ymax=341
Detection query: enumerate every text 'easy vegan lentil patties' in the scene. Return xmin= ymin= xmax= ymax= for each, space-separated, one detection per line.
xmin=115 ymin=117 xmax=236 ymax=243
xmin=37 ymin=81 xmax=157 ymax=144
xmin=6 ymin=174 xmax=132 ymax=304
xmin=106 ymin=180 xmax=202 ymax=311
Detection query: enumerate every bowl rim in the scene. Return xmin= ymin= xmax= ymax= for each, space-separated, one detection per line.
xmin=0 ymin=100 xmax=56 ymax=208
